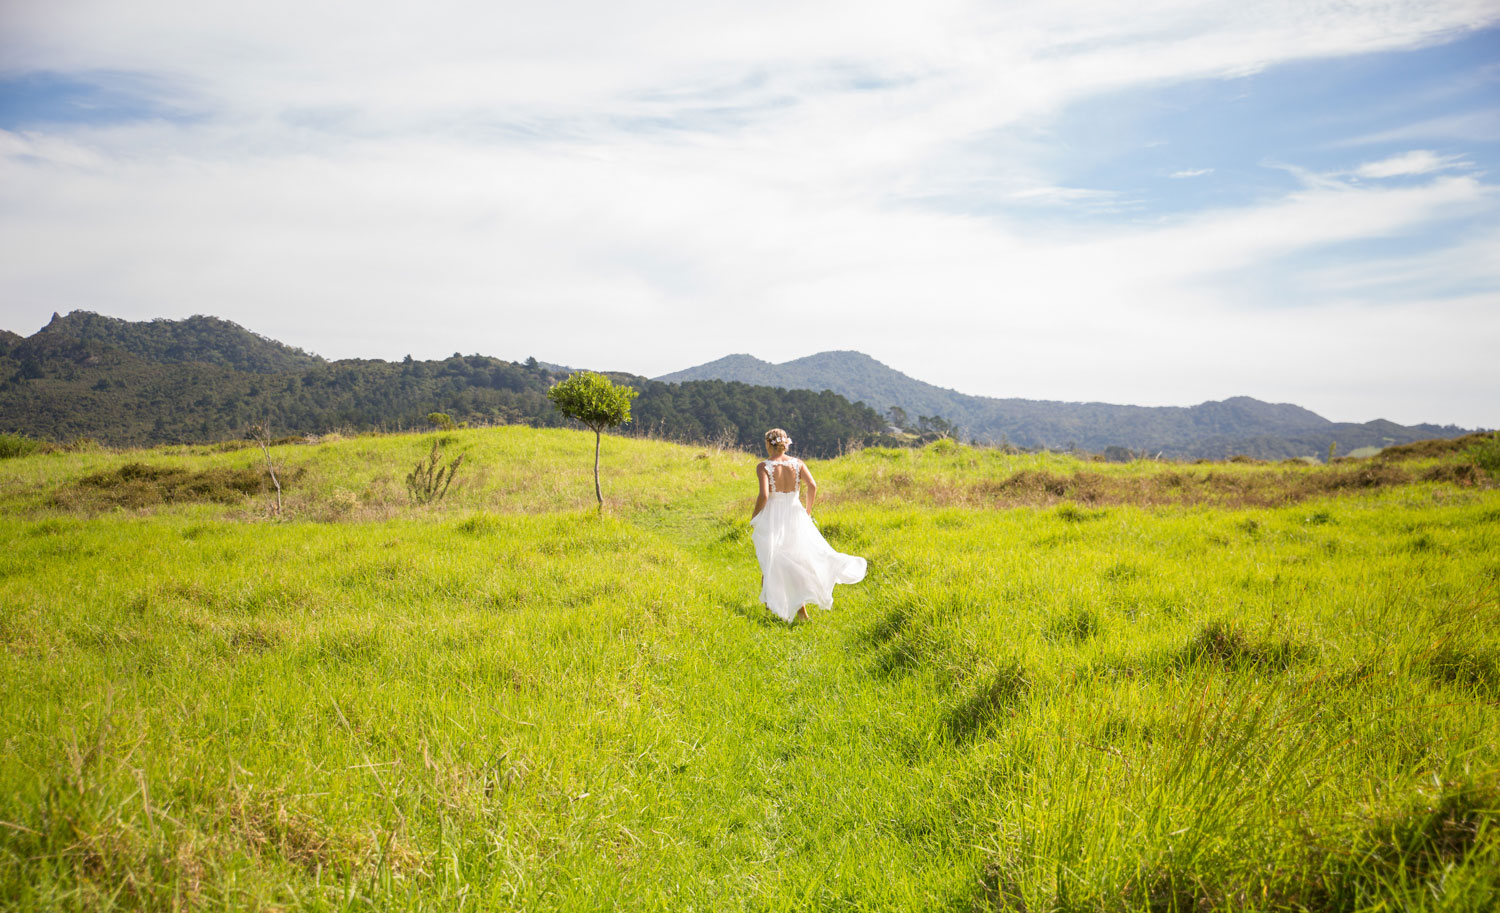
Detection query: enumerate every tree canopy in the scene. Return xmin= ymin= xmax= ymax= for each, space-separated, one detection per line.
xmin=547 ymin=372 xmax=637 ymax=433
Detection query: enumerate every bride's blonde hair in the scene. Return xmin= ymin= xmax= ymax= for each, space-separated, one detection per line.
xmin=764 ymin=428 xmax=792 ymax=451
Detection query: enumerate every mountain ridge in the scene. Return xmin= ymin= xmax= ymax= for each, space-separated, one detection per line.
xmin=658 ymin=350 xmax=1473 ymax=459
xmin=1 ymin=312 xmax=1477 ymax=460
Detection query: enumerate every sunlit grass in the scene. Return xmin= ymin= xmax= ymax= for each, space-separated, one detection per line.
xmin=1 ymin=431 xmax=1496 ymax=910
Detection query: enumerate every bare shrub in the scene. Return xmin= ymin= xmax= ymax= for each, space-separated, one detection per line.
xmin=249 ymin=423 xmax=283 ymax=515
xmin=406 ymin=440 xmax=464 ymax=504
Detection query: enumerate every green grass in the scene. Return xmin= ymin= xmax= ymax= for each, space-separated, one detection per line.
xmin=1 ymin=430 xmax=1497 ymax=910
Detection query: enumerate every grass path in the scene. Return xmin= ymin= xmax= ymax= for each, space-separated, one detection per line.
xmin=616 ymin=487 xmax=992 ymax=908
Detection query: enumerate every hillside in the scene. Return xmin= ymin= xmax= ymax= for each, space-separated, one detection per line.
xmin=0 ymin=312 xmax=885 ymax=457
xmin=1 ymin=428 xmax=1496 ymax=910
xmin=31 ymin=310 xmax=324 ymax=373
xmin=659 ymin=351 xmax=1475 ymax=460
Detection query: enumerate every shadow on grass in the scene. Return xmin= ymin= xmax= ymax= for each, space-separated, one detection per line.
xmin=1424 ymin=645 xmax=1500 ymax=698
xmin=978 ymin=780 xmax=1498 ymax=913
xmin=1171 ymin=621 xmax=1314 ymax=672
xmin=1045 ymin=607 xmax=1100 ymax=644
xmin=1082 ymin=622 xmax=1315 ymax=683
xmin=1309 ymin=781 xmax=1498 ymax=911
xmin=944 ymin=660 xmax=1032 ymax=745
xmin=730 ymin=597 xmax=791 ymax=630
xmin=856 ymin=601 xmax=924 ymax=678
xmin=858 ymin=600 xmax=912 ymax=647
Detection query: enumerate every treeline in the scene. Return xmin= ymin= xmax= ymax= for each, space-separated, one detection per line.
xmin=626 ymin=379 xmax=886 ymax=454
xmin=0 ymin=315 xmax=886 ymax=457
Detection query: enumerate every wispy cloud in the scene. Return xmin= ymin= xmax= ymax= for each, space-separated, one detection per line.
xmin=1169 ymin=168 xmax=1213 ymax=178
xmin=1333 ymin=108 xmax=1500 ymax=146
xmin=1355 ymin=149 xmax=1470 ymax=178
xmin=1007 ymin=185 xmax=1119 ymax=204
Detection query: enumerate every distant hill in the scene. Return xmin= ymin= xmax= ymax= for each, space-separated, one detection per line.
xmin=31 ymin=311 xmax=324 ymax=373
xmin=0 ymin=312 xmax=884 ymax=456
xmin=659 ymin=351 xmax=1475 ymax=460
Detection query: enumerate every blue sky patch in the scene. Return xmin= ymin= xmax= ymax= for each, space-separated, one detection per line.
xmin=0 ymin=70 xmax=195 ymax=128
xmin=980 ymin=26 xmax=1500 ymax=221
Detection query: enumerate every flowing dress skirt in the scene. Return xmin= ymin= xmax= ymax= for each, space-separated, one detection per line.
xmin=751 ymin=492 xmax=866 ymax=622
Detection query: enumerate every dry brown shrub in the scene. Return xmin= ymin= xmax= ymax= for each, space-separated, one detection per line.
xmin=1376 ymin=432 xmax=1493 ymax=462
xmin=989 ymin=470 xmax=1073 ymax=499
xmin=1308 ymin=463 xmax=1412 ymax=492
xmin=1419 ymin=463 xmax=1483 ymax=487
xmin=52 ymin=462 xmax=299 ymax=511
xmin=955 ymin=459 xmax=1449 ymax=510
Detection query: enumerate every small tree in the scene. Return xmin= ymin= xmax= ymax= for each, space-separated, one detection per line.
xmin=248 ymin=421 xmax=283 ymax=516
xmin=547 ymin=372 xmax=638 ymax=507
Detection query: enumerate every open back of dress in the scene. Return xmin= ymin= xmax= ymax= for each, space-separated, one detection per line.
xmin=765 ymin=456 xmax=801 ymax=497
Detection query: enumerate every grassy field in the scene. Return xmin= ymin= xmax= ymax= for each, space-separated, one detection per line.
xmin=2 ymin=428 xmax=1497 ymax=911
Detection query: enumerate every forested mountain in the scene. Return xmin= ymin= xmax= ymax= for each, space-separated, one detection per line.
xmin=31 ymin=311 xmax=323 ymax=373
xmin=0 ymin=313 xmax=884 ymax=457
xmin=6 ymin=313 xmax=1478 ymax=461
xmin=661 ymin=351 xmax=1477 ymax=460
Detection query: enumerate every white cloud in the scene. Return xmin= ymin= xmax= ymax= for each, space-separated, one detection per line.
xmin=1 ymin=1 xmax=1499 ymax=426
xmin=1007 ymin=185 xmax=1120 ymax=204
xmin=1169 ymin=168 xmax=1213 ymax=178
xmin=1355 ymin=149 xmax=1470 ymax=178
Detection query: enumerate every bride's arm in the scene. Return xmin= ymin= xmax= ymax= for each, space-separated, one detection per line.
xmin=751 ymin=463 xmax=770 ymax=519
xmin=800 ymin=461 xmax=817 ymax=514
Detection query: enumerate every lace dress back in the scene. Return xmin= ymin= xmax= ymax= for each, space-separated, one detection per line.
xmin=764 ymin=456 xmax=801 ymax=496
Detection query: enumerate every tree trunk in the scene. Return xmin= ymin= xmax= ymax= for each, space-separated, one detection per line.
xmin=593 ymin=429 xmax=603 ymax=507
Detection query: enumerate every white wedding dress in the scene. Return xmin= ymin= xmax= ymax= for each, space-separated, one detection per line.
xmin=751 ymin=456 xmax=866 ymax=623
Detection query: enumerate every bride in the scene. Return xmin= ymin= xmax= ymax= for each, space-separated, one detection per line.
xmin=750 ymin=428 xmax=866 ymax=622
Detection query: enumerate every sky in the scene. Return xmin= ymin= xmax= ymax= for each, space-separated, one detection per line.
xmin=1 ymin=1 xmax=1497 ymax=429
